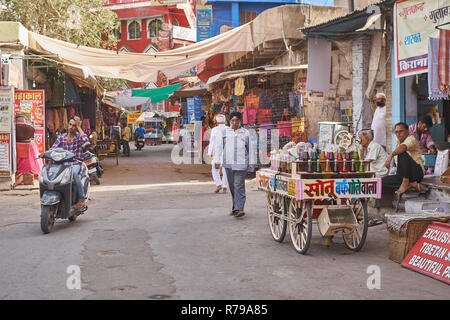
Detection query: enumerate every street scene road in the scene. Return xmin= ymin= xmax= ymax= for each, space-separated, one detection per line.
xmin=0 ymin=144 xmax=448 ymax=300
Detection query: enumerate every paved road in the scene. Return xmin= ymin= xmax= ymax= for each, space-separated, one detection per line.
xmin=0 ymin=144 xmax=448 ymax=299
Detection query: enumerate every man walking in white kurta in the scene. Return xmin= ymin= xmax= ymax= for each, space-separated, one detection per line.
xmin=208 ymin=114 xmax=228 ymax=193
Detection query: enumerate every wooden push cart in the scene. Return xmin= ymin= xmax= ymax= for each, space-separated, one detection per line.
xmin=256 ymin=161 xmax=382 ymax=254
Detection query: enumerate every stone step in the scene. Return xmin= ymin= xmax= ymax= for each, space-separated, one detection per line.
xmin=405 ymin=199 xmax=450 ymax=214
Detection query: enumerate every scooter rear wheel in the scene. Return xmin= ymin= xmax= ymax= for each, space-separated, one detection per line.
xmin=41 ymin=204 xmax=58 ymax=234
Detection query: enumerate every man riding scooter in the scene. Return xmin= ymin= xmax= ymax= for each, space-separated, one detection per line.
xmin=134 ymin=123 xmax=146 ymax=150
xmin=50 ymin=116 xmax=88 ymax=210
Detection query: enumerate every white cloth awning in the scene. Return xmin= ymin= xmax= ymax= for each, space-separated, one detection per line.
xmin=27 ymin=22 xmax=254 ymax=82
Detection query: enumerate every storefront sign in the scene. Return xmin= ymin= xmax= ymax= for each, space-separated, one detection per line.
xmin=97 ymin=140 xmax=117 ymax=155
xmin=0 ymin=88 xmax=13 ymax=132
xmin=14 ymin=90 xmax=45 ymax=154
xmin=394 ymin=0 xmax=450 ymax=77
xmin=401 ymin=223 xmax=450 ymax=284
xmin=158 ymin=30 xmax=171 ymax=51
xmin=127 ymin=113 xmax=142 ymax=125
xmin=172 ymin=25 xmax=196 ymax=42
xmin=0 ymin=133 xmax=11 ymax=175
xmin=197 ymin=8 xmax=212 ymax=42
xmin=300 ymin=178 xmax=381 ymax=200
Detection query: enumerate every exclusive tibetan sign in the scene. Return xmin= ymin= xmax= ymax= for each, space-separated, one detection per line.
xmin=394 ymin=0 xmax=450 ymax=77
xmin=401 ymin=222 xmax=450 ymax=284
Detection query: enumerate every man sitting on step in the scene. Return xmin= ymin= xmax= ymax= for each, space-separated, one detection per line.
xmin=382 ymin=122 xmax=425 ymax=195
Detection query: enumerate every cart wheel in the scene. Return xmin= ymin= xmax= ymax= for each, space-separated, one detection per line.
xmin=267 ymin=192 xmax=287 ymax=242
xmin=343 ymin=199 xmax=368 ymax=251
xmin=288 ymin=200 xmax=312 ymax=255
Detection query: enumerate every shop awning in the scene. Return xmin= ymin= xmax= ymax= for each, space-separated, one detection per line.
xmin=172 ymin=85 xmax=207 ymax=98
xmin=206 ymin=64 xmax=308 ymax=89
xmin=132 ymin=83 xmax=184 ymax=102
xmin=136 ymin=111 xmax=180 ymax=122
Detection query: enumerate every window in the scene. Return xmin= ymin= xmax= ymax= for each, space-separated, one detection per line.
xmin=240 ymin=11 xmax=257 ymax=25
xmin=127 ymin=20 xmax=141 ymax=40
xmin=148 ymin=18 xmax=164 ymax=38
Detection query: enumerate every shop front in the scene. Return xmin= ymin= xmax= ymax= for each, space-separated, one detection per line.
xmin=205 ymin=65 xmax=309 ymax=166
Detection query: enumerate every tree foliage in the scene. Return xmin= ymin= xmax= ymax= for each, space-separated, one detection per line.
xmin=0 ymin=0 xmax=120 ymax=49
xmin=0 ymin=0 xmax=131 ymax=90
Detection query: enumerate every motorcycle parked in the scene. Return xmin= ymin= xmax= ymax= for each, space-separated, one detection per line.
xmin=38 ymin=148 xmax=90 ymax=234
xmin=83 ymin=142 xmax=103 ymax=185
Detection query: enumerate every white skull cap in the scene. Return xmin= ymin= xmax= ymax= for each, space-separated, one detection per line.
xmin=215 ymin=114 xmax=226 ymax=123
xmin=375 ymin=92 xmax=386 ymax=99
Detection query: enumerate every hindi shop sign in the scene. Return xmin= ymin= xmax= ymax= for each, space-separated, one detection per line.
xmin=394 ymin=0 xmax=450 ymax=78
xmin=256 ymin=171 xmax=297 ymax=199
xmin=300 ymin=178 xmax=381 ymax=200
xmin=401 ymin=223 xmax=450 ymax=284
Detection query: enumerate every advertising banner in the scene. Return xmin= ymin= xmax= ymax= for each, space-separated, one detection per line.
xmin=0 ymin=88 xmax=13 ymax=132
xmin=402 ymin=222 xmax=450 ymax=284
xmin=197 ymin=8 xmax=212 ymax=42
xmin=158 ymin=30 xmax=171 ymax=51
xmin=127 ymin=113 xmax=143 ymax=125
xmin=0 ymin=133 xmax=10 ymax=175
xmin=394 ymin=0 xmax=450 ymax=78
xmin=14 ymin=90 xmax=45 ymax=154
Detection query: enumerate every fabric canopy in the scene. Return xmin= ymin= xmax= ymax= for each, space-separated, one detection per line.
xmin=131 ymin=83 xmax=183 ymax=97
xmin=114 ymin=96 xmax=150 ymax=107
xmin=27 ymin=22 xmax=254 ymax=82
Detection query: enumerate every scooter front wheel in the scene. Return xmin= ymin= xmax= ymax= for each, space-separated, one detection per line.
xmin=41 ymin=204 xmax=58 ymax=234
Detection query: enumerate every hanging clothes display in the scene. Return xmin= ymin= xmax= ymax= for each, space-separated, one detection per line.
xmin=234 ymin=77 xmax=245 ymax=96
xmin=289 ymin=91 xmax=304 ymax=117
xmin=46 ymin=109 xmax=54 ymax=134
xmin=49 ymin=80 xmax=64 ymax=107
xmin=258 ymin=90 xmax=272 ymax=109
xmin=61 ymin=108 xmax=68 ymax=130
xmin=64 ymin=77 xmax=78 ymax=105
xmin=438 ymin=29 xmax=450 ymax=95
xmin=53 ymin=108 xmax=60 ymax=132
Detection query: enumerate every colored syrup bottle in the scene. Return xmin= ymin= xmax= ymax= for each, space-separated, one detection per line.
xmin=345 ymin=152 xmax=352 ymax=172
xmin=350 ymin=158 xmax=356 ymax=173
xmin=358 ymin=158 xmax=365 ymax=173
xmin=311 ymin=152 xmax=319 ymax=173
xmin=352 ymin=151 xmax=360 ymax=172
xmin=337 ymin=153 xmax=344 ymax=172
xmin=319 ymin=151 xmax=327 ymax=172
xmin=328 ymin=152 xmax=337 ymax=173
xmin=302 ymin=151 xmax=309 ymax=172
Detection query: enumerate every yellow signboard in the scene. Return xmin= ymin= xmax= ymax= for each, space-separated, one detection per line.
xmin=127 ymin=113 xmax=142 ymax=125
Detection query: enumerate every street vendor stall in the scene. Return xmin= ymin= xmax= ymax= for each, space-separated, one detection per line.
xmin=257 ymin=140 xmax=381 ymax=254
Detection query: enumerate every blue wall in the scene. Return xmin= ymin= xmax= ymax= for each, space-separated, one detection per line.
xmin=207 ymin=0 xmax=335 ymax=37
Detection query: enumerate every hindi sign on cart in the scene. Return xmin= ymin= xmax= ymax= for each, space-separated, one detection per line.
xmin=300 ymin=178 xmax=381 ymax=200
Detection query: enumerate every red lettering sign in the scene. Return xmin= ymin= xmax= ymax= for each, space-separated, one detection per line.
xmin=401 ymin=222 xmax=450 ymax=284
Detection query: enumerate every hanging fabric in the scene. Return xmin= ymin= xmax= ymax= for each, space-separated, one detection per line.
xmin=243 ymin=108 xmax=257 ymax=126
xmin=234 ymin=77 xmax=245 ymax=96
xmin=438 ymin=29 xmax=450 ymax=95
xmin=277 ymin=113 xmax=291 ymax=137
